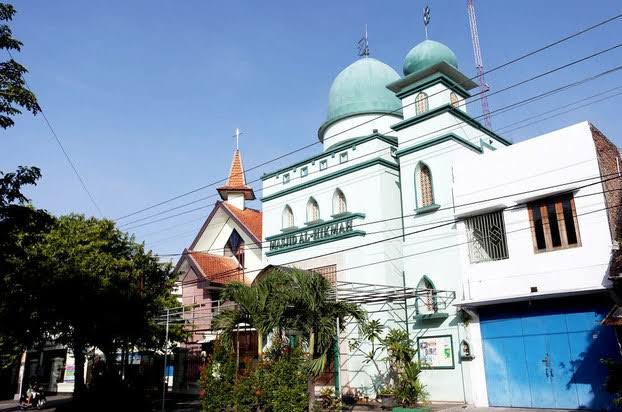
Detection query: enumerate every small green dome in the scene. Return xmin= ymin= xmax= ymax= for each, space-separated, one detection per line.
xmin=403 ymin=40 xmax=458 ymax=76
xmin=325 ymin=58 xmax=402 ymax=124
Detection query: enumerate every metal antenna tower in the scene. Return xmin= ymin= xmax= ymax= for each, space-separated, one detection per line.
xmin=467 ymin=0 xmax=493 ymax=129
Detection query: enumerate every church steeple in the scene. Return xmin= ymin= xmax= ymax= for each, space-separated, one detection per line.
xmin=217 ymin=148 xmax=255 ymax=210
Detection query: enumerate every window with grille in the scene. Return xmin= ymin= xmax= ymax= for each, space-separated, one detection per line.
xmin=528 ymin=194 xmax=581 ymax=253
xmin=417 ymin=164 xmax=434 ymax=207
xmin=282 ymin=205 xmax=294 ymax=229
xmin=465 ymin=211 xmax=509 ymax=263
xmin=311 ymin=264 xmax=337 ymax=287
xmin=415 ymin=92 xmax=429 ymax=114
xmin=332 ymin=189 xmax=347 ymax=215
xmin=339 ymin=152 xmax=348 ymax=164
xmin=450 ymin=91 xmax=461 ymax=108
xmin=307 ymin=197 xmax=320 ymax=222
xmin=319 ymin=160 xmax=327 ymax=171
xmin=300 ymin=166 xmax=308 ymax=178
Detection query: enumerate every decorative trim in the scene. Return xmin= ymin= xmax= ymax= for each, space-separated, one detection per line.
xmin=395 ymin=73 xmax=470 ymax=100
xmin=390 ymin=104 xmax=512 ymax=146
xmin=318 ymin=111 xmax=402 ymax=142
xmin=305 ymin=219 xmax=324 ymax=226
xmin=261 ymin=133 xmax=398 ymax=181
xmin=480 ymin=138 xmax=497 ymax=151
xmin=397 ymin=133 xmax=483 ymax=158
xmin=265 ymin=213 xmax=366 ymax=256
xmin=280 ymin=226 xmax=298 ymax=233
xmin=262 ymin=158 xmax=399 ymax=202
xmin=415 ymin=204 xmax=441 ymax=215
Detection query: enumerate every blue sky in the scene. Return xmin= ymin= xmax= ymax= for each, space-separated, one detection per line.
xmin=2 ymin=1 xmax=622 ymax=258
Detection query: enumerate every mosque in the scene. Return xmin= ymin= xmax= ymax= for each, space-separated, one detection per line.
xmin=176 ymin=36 xmax=622 ymax=409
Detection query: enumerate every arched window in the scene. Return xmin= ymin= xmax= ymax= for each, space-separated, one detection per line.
xmin=416 ymin=276 xmax=437 ymax=314
xmin=282 ymin=205 xmax=294 ymax=229
xmin=224 ymin=229 xmax=245 ymax=266
xmin=306 ymin=197 xmax=320 ymax=223
xmin=332 ymin=189 xmax=347 ymax=215
xmin=416 ymin=163 xmax=434 ymax=207
xmin=450 ymin=91 xmax=461 ymax=108
xmin=415 ymin=92 xmax=429 ymax=115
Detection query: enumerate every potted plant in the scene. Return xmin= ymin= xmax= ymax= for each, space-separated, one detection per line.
xmin=392 ymin=362 xmax=428 ymax=412
xmin=377 ymin=385 xmax=395 ymax=410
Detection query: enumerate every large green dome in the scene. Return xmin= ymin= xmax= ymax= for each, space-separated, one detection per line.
xmin=325 ymin=58 xmax=402 ymax=125
xmin=403 ymin=40 xmax=458 ymax=76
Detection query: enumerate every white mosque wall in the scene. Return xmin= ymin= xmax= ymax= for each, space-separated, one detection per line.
xmin=321 ymin=114 xmax=402 ymax=150
xmin=401 ymin=82 xmax=467 ymax=120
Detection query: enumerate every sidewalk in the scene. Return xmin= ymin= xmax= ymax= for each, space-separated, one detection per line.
xmin=0 ymin=394 xmax=72 ymax=411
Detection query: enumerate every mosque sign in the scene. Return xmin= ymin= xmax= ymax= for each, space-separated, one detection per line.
xmin=266 ymin=213 xmax=365 ymax=256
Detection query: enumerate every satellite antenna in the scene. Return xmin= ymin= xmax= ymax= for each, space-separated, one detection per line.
xmin=357 ymin=24 xmax=370 ymax=57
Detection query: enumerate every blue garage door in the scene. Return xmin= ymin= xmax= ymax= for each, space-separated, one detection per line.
xmin=480 ymin=298 xmax=619 ymax=410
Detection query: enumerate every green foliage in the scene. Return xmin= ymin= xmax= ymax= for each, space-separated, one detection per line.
xmin=315 ymin=387 xmax=343 ymax=412
xmin=393 ymin=362 xmax=427 ymax=407
xmin=603 ymin=358 xmax=622 ymax=405
xmin=0 ymin=3 xmax=40 ymax=128
xmin=0 ymin=166 xmax=53 ymax=368
xmin=213 ymin=267 xmax=365 ymax=377
xmin=200 ymin=344 xmax=309 ymax=412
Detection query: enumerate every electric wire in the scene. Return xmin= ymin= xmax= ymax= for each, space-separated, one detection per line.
xmin=114 ymin=13 xmax=622 ymax=222
xmin=123 ymin=62 xmax=622 ymax=231
xmin=5 ymin=50 xmax=104 ymax=217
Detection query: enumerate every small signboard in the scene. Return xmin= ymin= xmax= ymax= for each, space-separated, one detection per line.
xmin=418 ymin=335 xmax=454 ymax=369
xmin=63 ymin=364 xmax=75 ymax=383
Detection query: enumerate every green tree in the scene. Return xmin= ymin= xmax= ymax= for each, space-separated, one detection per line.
xmin=33 ymin=215 xmax=181 ymax=395
xmin=0 ymin=3 xmax=40 ymax=128
xmin=0 ymin=166 xmax=53 ymax=368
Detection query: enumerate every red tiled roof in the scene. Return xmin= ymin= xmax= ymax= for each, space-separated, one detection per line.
xmin=189 ymin=252 xmax=244 ymax=285
xmin=222 ymin=202 xmax=263 ymax=241
xmin=217 ymin=150 xmax=255 ymax=200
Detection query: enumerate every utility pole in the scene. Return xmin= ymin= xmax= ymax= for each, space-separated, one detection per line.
xmin=467 ymin=0 xmax=493 ymax=129
xmin=161 ymin=308 xmax=170 ymax=412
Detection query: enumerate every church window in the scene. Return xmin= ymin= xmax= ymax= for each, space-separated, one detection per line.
xmin=450 ymin=91 xmax=461 ymax=108
xmin=224 ymin=229 xmax=245 ymax=267
xmin=416 ymin=276 xmax=437 ymax=314
xmin=282 ymin=205 xmax=294 ymax=229
xmin=283 ymin=173 xmax=290 ymax=184
xmin=415 ymin=92 xmax=429 ymax=114
xmin=300 ymin=166 xmax=308 ymax=178
xmin=465 ymin=210 xmax=509 ymax=263
xmin=416 ymin=163 xmax=434 ymax=207
xmin=339 ymin=152 xmax=348 ymax=164
xmin=332 ymin=189 xmax=347 ymax=215
xmin=306 ymin=197 xmax=320 ymax=223
xmin=319 ymin=160 xmax=328 ymax=171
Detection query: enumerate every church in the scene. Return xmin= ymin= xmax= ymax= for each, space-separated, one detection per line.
xmin=175 ymin=36 xmax=622 ymax=409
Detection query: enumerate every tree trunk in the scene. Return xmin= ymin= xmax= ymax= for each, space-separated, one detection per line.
xmin=257 ymin=330 xmax=263 ymax=359
xmin=307 ymin=331 xmax=316 ymax=411
xmin=72 ymin=341 xmax=86 ymax=397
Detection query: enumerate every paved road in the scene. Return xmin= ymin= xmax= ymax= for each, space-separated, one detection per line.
xmin=0 ymin=395 xmax=71 ymax=412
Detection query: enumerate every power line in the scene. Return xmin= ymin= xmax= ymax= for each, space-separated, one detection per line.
xmin=122 ymin=61 xmax=622 ymax=231
xmin=177 ymin=191 xmax=622 ymax=290
xmin=147 ymin=170 xmax=615 ymax=255
xmin=5 ymin=50 xmax=104 ymax=217
xmin=114 ymin=13 xmax=622 ymax=222
xmin=168 ymin=173 xmax=622 ymax=288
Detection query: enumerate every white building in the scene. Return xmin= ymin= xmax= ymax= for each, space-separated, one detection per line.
xmin=258 ymin=38 xmax=622 ymax=409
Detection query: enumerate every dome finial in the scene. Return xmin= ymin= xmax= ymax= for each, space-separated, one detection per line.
xmin=357 ymin=24 xmax=369 ymax=57
xmin=423 ymin=5 xmax=431 ymax=40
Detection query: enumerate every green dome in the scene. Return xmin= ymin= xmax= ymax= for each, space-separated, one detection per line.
xmin=403 ymin=40 xmax=458 ymax=76
xmin=325 ymin=58 xmax=402 ymax=124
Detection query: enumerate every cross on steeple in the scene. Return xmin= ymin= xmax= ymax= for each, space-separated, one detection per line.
xmin=233 ymin=128 xmax=241 ymax=150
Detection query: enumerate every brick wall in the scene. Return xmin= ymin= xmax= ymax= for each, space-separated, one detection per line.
xmin=591 ymin=123 xmax=622 ymax=242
